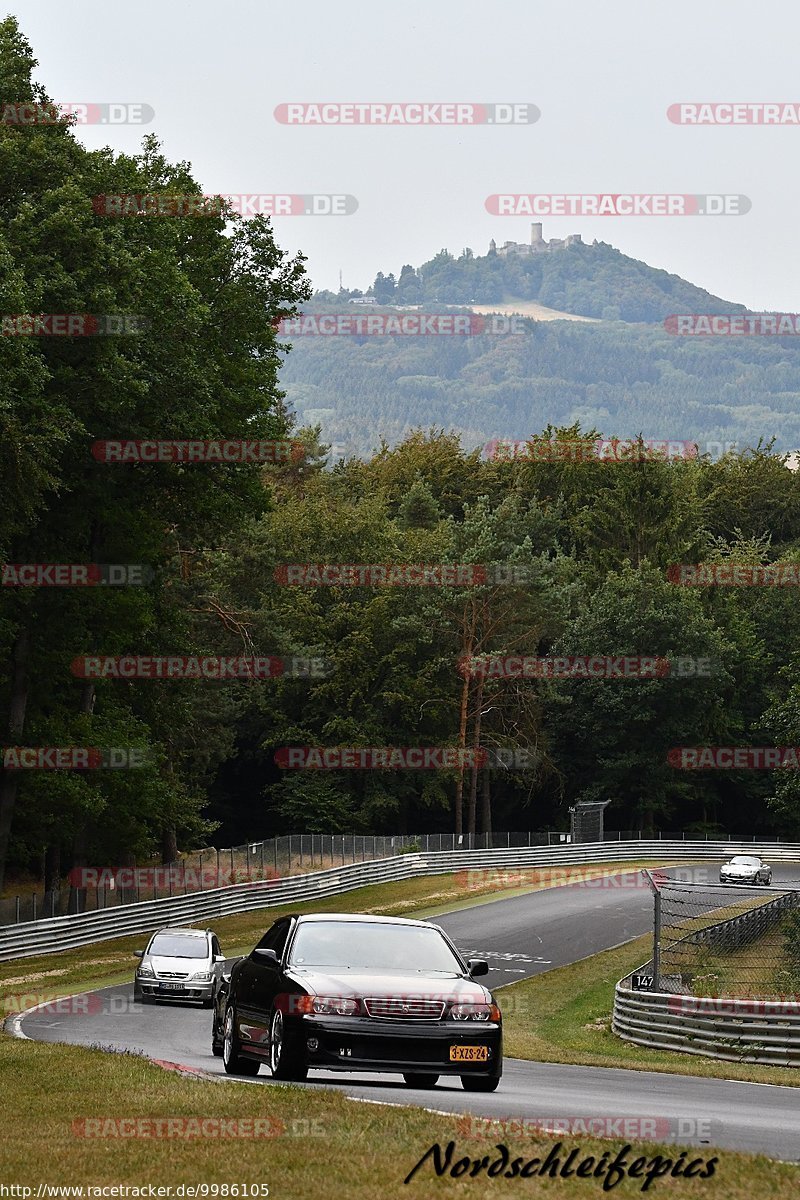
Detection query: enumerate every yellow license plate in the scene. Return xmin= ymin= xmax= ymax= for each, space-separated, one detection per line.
xmin=449 ymin=1045 xmax=489 ymax=1063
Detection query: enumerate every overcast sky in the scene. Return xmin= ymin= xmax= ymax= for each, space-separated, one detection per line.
xmin=12 ymin=0 xmax=800 ymax=309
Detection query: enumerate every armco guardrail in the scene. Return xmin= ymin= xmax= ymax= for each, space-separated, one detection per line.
xmin=613 ymin=985 xmax=800 ymax=1067
xmin=2 ymin=838 xmax=800 ymax=963
xmin=614 ymin=886 xmax=800 ymax=1065
xmin=688 ymin=888 xmax=800 ymax=955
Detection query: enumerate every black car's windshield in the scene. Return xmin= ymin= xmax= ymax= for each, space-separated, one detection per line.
xmin=148 ymin=934 xmax=208 ymax=958
xmin=288 ymin=921 xmax=463 ymax=972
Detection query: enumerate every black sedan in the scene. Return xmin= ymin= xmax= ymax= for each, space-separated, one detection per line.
xmin=212 ymin=912 xmax=502 ymax=1091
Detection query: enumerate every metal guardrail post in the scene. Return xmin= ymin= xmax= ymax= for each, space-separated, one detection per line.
xmin=653 ymin=886 xmax=661 ymax=992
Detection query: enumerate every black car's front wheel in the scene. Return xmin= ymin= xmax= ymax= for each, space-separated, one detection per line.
xmin=461 ymin=1075 xmax=500 ymax=1092
xmin=269 ymin=1009 xmax=308 ymax=1081
xmin=222 ymin=1006 xmax=260 ymax=1076
xmin=402 ymin=1073 xmax=439 ymax=1088
xmin=211 ymin=1005 xmax=224 ymax=1057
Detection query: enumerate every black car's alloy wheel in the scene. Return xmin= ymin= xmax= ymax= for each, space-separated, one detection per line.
xmin=402 ymin=1073 xmax=439 ymax=1088
xmin=461 ymin=1075 xmax=500 ymax=1092
xmin=269 ymin=1009 xmax=308 ymax=1081
xmin=222 ymin=1006 xmax=260 ymax=1076
xmin=211 ymin=1006 xmax=224 ymax=1057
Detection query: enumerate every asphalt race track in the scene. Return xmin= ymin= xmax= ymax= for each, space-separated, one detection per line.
xmin=14 ymin=864 xmax=800 ymax=1162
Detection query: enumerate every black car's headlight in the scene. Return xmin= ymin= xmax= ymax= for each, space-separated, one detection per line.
xmin=290 ymin=995 xmax=360 ymax=1016
xmin=449 ymin=1002 xmax=501 ymax=1022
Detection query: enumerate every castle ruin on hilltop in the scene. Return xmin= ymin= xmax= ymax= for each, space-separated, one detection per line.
xmin=489 ymin=222 xmax=582 ymax=257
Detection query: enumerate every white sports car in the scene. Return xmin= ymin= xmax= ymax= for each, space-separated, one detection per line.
xmin=719 ymin=855 xmax=772 ymax=885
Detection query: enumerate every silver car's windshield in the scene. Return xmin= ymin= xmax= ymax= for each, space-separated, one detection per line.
xmin=149 ymin=934 xmax=208 ymax=958
xmin=288 ymin=921 xmax=464 ymax=972
xmin=729 ymin=856 xmax=760 ymax=867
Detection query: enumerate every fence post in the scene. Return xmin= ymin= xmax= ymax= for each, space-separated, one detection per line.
xmin=274 ymin=838 xmax=278 ymax=877
xmin=32 ymin=893 xmax=37 ymax=921
xmin=652 ymin=886 xmax=662 ymax=992
xmin=15 ymin=896 xmax=20 ymax=924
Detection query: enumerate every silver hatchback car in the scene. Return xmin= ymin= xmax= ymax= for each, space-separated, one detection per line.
xmin=134 ymin=927 xmax=225 ymax=1007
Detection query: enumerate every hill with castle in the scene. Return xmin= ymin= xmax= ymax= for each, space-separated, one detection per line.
xmin=339 ymin=227 xmax=747 ymax=324
xmin=283 ymin=233 xmax=796 ymax=461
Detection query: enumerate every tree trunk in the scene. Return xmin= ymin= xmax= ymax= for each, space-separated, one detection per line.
xmin=68 ymin=825 xmax=88 ymax=915
xmin=44 ymin=843 xmax=61 ymax=916
xmin=0 ymin=627 xmax=31 ymax=894
xmin=480 ymin=768 xmax=492 ymax=836
xmin=161 ymin=826 xmax=178 ymax=865
xmin=466 ymin=675 xmax=485 ymax=836
xmin=44 ymin=843 xmax=61 ymax=893
xmin=453 ymin=657 xmax=472 ymax=835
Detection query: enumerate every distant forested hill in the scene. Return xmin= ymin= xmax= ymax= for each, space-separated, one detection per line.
xmin=281 ymin=316 xmax=800 ymax=460
xmin=354 ymin=240 xmax=747 ymax=323
xmin=281 ymin=240 xmax=798 ymax=461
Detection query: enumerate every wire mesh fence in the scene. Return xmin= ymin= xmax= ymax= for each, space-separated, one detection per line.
xmin=634 ymin=869 xmax=800 ymax=999
xmin=1 ymin=828 xmax=579 ymax=926
xmin=2 ymin=829 xmax=797 ymax=928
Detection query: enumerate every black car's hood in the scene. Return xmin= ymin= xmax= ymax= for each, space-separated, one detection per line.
xmin=285 ymin=966 xmax=492 ymax=1004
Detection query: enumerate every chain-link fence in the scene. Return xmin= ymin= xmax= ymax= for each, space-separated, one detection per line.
xmin=3 ymin=828 xmax=795 ymax=928
xmin=634 ymin=869 xmax=800 ymax=999
xmin=1 ymin=829 xmax=579 ymax=926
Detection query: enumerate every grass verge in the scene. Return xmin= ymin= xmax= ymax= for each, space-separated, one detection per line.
xmin=0 ymin=1034 xmax=797 ymax=1196
xmin=498 ymin=933 xmax=800 ymax=1087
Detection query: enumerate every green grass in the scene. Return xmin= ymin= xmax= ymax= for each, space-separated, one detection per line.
xmin=498 ymin=934 xmax=800 ymax=1087
xmin=0 ymin=1035 xmax=797 ymax=1195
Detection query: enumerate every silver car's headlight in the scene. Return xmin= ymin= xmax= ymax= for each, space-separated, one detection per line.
xmin=189 ymin=971 xmax=213 ymax=982
xmin=137 ymin=963 xmax=155 ymax=977
xmin=449 ymin=1003 xmax=499 ymax=1022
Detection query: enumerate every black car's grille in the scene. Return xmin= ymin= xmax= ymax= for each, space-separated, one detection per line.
xmin=363 ymin=997 xmax=446 ymax=1020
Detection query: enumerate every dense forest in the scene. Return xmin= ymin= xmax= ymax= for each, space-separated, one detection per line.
xmin=281 ymin=315 xmax=800 ymax=461
xmin=282 ymin=242 xmax=800 ymax=462
xmin=4 ymin=17 xmax=800 ymax=893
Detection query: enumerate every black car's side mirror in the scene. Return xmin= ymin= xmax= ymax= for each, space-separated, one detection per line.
xmin=253 ymin=947 xmax=279 ymax=964
xmin=133 ymin=950 xmax=144 ymax=958
xmin=468 ymin=959 xmax=489 ymax=977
